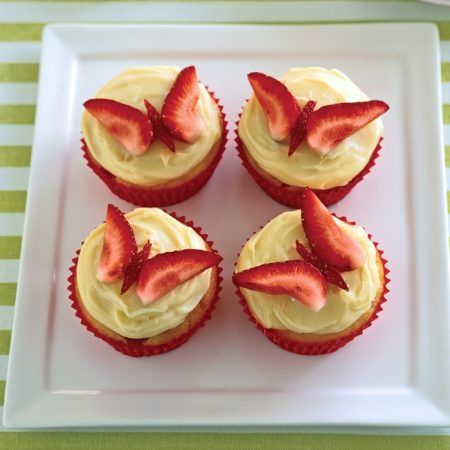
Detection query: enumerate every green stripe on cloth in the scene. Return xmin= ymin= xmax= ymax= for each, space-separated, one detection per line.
xmin=0 ymin=191 xmax=27 ymax=213
xmin=443 ymin=105 xmax=450 ymax=124
xmin=446 ymin=146 xmax=450 ymax=167
xmin=0 ymin=64 xmax=39 ymax=83
xmin=447 ymin=191 xmax=450 ymax=213
xmin=442 ymin=63 xmax=450 ymax=82
xmin=0 ymin=146 xmax=31 ymax=167
xmin=0 ymin=283 xmax=16 ymax=306
xmin=0 ymin=23 xmax=44 ymax=41
xmin=437 ymin=21 xmax=450 ymax=40
xmin=0 ymin=380 xmax=4 ymax=406
xmin=0 ymin=105 xmax=36 ymax=124
xmin=0 ymin=237 xmax=21 ymax=259
xmin=0 ymin=330 xmax=11 ymax=354
xmin=0 ymin=433 xmax=449 ymax=450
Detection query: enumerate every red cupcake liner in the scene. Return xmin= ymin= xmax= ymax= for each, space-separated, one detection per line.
xmin=235 ymin=216 xmax=390 ymax=355
xmin=81 ymin=89 xmax=228 ymax=207
xmin=67 ymin=211 xmax=223 ymax=357
xmin=235 ymin=110 xmax=382 ymax=206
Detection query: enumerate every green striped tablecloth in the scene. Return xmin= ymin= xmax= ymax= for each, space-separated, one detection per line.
xmin=1 ymin=1 xmax=450 ymax=449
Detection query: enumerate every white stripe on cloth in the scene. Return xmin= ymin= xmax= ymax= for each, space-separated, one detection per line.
xmin=0 ymin=84 xmax=37 ymax=105
xmin=0 ymin=260 xmax=19 ymax=283
xmin=1 ymin=1 xmax=450 ymax=23
xmin=0 ymin=306 xmax=14 ymax=330
xmin=0 ymin=168 xmax=29 ymax=190
xmin=0 ymin=125 xmax=34 ymax=146
xmin=0 ymin=42 xmax=41 ymax=63
xmin=0 ymin=214 xmax=24 ymax=236
xmin=0 ymin=355 xmax=7 ymax=379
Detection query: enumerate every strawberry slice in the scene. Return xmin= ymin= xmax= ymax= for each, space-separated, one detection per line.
xmin=306 ymin=100 xmax=389 ymax=154
xmin=233 ymin=260 xmax=327 ymax=312
xmin=144 ymin=100 xmax=175 ymax=152
xmin=247 ymin=72 xmax=300 ymax=142
xmin=84 ymin=98 xmax=153 ymax=156
xmin=295 ymin=241 xmax=348 ymax=290
xmin=97 ymin=204 xmax=137 ymax=283
xmin=288 ymin=100 xmax=316 ymax=156
xmin=121 ymin=241 xmax=151 ymax=294
xmin=136 ymin=249 xmax=222 ymax=304
xmin=161 ymin=66 xmax=203 ymax=144
xmin=301 ymin=189 xmax=366 ymax=272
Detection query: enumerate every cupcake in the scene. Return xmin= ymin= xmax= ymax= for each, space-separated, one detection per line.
xmin=81 ymin=66 xmax=227 ymax=206
xmin=233 ymin=189 xmax=389 ymax=355
xmin=236 ymin=67 xmax=389 ymax=206
xmin=68 ymin=205 xmax=223 ymax=357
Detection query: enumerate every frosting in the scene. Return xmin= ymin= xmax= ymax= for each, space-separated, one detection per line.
xmin=82 ymin=66 xmax=222 ymax=186
xmin=77 ymin=208 xmax=212 ymax=339
xmin=236 ymin=210 xmax=380 ymax=334
xmin=238 ymin=67 xmax=383 ymax=189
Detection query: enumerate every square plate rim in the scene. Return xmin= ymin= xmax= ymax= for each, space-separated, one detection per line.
xmin=3 ymin=22 xmax=450 ymax=429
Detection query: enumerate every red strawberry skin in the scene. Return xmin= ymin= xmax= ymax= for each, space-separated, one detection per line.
xmin=295 ymin=240 xmax=348 ymax=290
xmin=161 ymin=66 xmax=203 ymax=144
xmin=97 ymin=205 xmax=137 ymax=283
xmin=84 ymin=98 xmax=153 ymax=156
xmin=306 ymin=100 xmax=389 ymax=153
xmin=136 ymin=249 xmax=222 ymax=304
xmin=248 ymin=72 xmax=300 ymax=142
xmin=121 ymin=241 xmax=151 ymax=294
xmin=301 ymin=189 xmax=366 ymax=272
xmin=144 ymin=100 xmax=175 ymax=152
xmin=233 ymin=260 xmax=327 ymax=312
xmin=288 ymin=100 xmax=316 ymax=156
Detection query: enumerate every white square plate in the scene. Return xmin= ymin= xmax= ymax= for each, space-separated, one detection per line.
xmin=3 ymin=23 xmax=450 ymax=428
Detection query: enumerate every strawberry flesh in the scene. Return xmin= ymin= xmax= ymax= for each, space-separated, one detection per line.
xmin=121 ymin=241 xmax=151 ymax=294
xmin=248 ymin=72 xmax=300 ymax=142
xmin=306 ymin=100 xmax=389 ymax=154
xmin=288 ymin=100 xmax=316 ymax=156
xmin=97 ymin=204 xmax=137 ymax=283
xmin=301 ymin=189 xmax=366 ymax=272
xmin=233 ymin=260 xmax=327 ymax=312
xmin=296 ymin=240 xmax=348 ymax=290
xmin=161 ymin=66 xmax=203 ymax=144
xmin=84 ymin=98 xmax=153 ymax=155
xmin=136 ymin=249 xmax=222 ymax=304
xmin=144 ymin=100 xmax=175 ymax=152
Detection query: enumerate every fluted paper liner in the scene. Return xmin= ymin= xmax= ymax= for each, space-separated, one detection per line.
xmin=81 ymin=89 xmax=228 ymax=207
xmin=235 ymin=109 xmax=382 ymax=206
xmin=234 ymin=216 xmax=390 ymax=355
xmin=67 ymin=212 xmax=223 ymax=357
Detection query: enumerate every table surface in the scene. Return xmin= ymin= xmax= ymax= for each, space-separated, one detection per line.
xmin=1 ymin=1 xmax=450 ymax=449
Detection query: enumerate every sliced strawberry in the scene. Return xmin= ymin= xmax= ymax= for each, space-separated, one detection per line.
xmin=306 ymin=100 xmax=389 ymax=154
xmin=161 ymin=66 xmax=203 ymax=144
xmin=136 ymin=249 xmax=222 ymax=304
xmin=301 ymin=189 xmax=366 ymax=272
xmin=84 ymin=98 xmax=153 ymax=156
xmin=295 ymin=240 xmax=348 ymax=290
xmin=247 ymin=72 xmax=300 ymax=141
xmin=233 ymin=260 xmax=327 ymax=312
xmin=121 ymin=241 xmax=151 ymax=294
xmin=288 ymin=100 xmax=316 ymax=156
xmin=97 ymin=204 xmax=137 ymax=283
xmin=144 ymin=100 xmax=175 ymax=152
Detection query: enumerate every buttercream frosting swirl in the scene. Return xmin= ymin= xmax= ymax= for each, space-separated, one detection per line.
xmin=82 ymin=66 xmax=222 ymax=186
xmin=238 ymin=67 xmax=383 ymax=189
xmin=77 ymin=208 xmax=212 ymax=339
xmin=236 ymin=210 xmax=380 ymax=334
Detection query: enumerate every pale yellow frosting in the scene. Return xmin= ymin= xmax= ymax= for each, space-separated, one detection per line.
xmin=82 ymin=66 xmax=222 ymax=186
xmin=236 ymin=210 xmax=381 ymax=334
xmin=76 ymin=208 xmax=212 ymax=339
xmin=238 ymin=67 xmax=384 ymax=189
